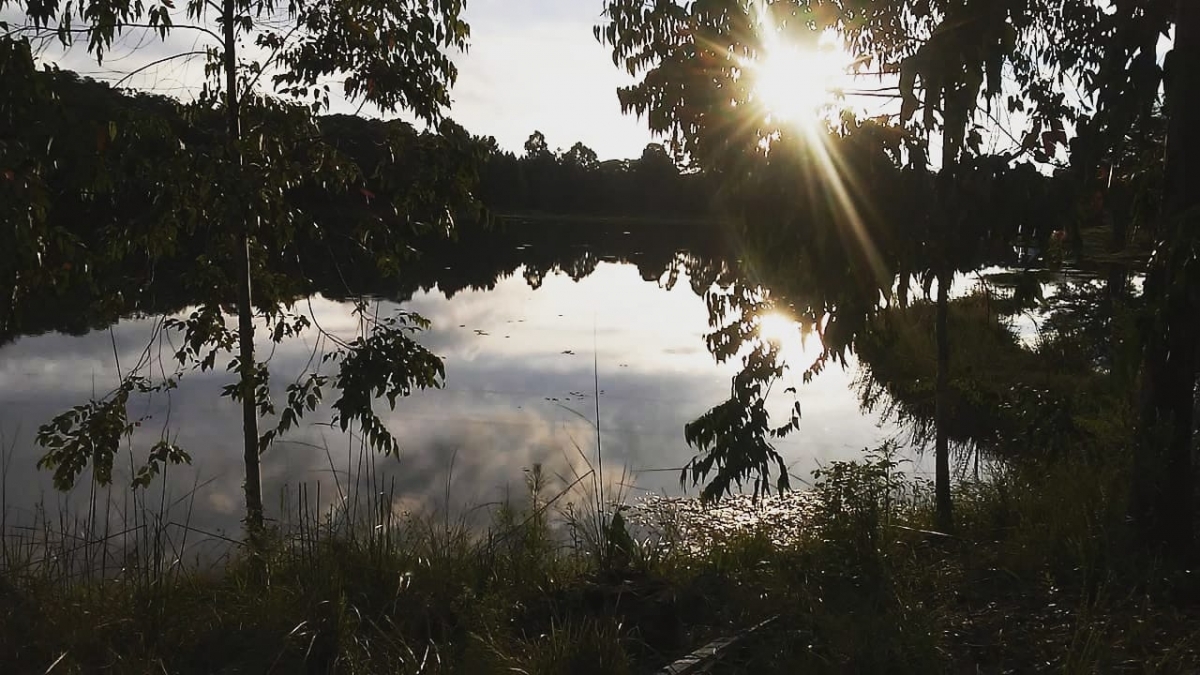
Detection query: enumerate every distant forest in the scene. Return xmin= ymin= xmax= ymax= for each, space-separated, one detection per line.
xmin=478 ymin=131 xmax=715 ymax=219
xmin=35 ymin=70 xmax=713 ymax=225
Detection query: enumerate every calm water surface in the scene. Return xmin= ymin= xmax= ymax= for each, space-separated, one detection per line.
xmin=1 ymin=254 xmax=915 ymax=538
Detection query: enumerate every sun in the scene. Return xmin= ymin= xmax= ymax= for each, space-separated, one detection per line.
xmin=755 ymin=309 xmax=818 ymax=367
xmin=751 ymin=37 xmax=852 ymax=130
xmin=756 ymin=309 xmax=820 ymax=369
xmin=757 ymin=310 xmax=797 ymax=346
xmin=757 ymin=310 xmax=811 ymax=354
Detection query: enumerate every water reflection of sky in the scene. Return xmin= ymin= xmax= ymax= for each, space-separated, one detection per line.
xmin=0 ymin=261 xmax=904 ymax=539
xmin=967 ymin=266 xmax=1133 ymax=347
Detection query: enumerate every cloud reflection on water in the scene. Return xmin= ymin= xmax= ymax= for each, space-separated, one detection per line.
xmin=0 ymin=261 xmax=900 ymax=544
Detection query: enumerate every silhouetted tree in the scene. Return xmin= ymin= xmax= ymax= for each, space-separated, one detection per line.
xmin=475 ymin=132 xmax=712 ymax=219
xmin=523 ymin=130 xmax=551 ymax=160
xmin=597 ymin=0 xmax=1101 ymax=514
xmin=564 ymin=142 xmax=600 ymax=172
xmin=1131 ymin=1 xmax=1200 ymax=559
xmin=3 ymin=0 xmax=472 ymax=549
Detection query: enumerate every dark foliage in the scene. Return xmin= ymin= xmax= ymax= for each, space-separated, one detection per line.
xmin=479 ymin=132 xmax=716 ymax=220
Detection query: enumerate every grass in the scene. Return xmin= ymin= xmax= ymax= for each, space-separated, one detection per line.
xmin=3 ymin=442 xmax=1199 ymax=674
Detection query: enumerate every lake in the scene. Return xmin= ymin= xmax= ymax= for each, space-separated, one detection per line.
xmin=9 ymin=220 xmax=1058 ymax=545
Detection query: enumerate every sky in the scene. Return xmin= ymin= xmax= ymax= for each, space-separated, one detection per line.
xmin=445 ymin=0 xmax=656 ymax=160
xmin=12 ymin=0 xmax=656 ymax=160
xmin=17 ymin=0 xmax=1151 ymax=164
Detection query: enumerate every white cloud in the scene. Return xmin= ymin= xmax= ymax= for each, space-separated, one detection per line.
xmin=447 ymin=16 xmax=655 ymax=159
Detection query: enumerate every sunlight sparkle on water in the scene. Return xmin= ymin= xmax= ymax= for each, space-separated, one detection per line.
xmin=756 ymin=309 xmax=816 ymax=368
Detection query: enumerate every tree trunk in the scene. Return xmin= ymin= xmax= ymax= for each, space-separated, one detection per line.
xmin=223 ymin=0 xmax=265 ymax=540
xmin=933 ymin=94 xmax=964 ymax=533
xmin=1105 ymin=262 xmax=1130 ymax=378
xmin=1132 ymin=0 xmax=1200 ymax=559
xmin=934 ymin=266 xmax=953 ymax=531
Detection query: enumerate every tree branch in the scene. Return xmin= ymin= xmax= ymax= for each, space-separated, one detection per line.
xmin=114 ymin=49 xmax=208 ymax=87
xmin=241 ymin=21 xmax=304 ymax=99
xmin=979 ymin=108 xmax=1042 ymax=164
xmin=13 ymin=22 xmax=224 ymax=44
xmin=841 ymin=90 xmax=903 ymax=99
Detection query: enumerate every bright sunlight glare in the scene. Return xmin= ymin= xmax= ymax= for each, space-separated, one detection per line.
xmin=756 ymin=310 xmax=817 ymax=368
xmin=757 ymin=311 xmax=797 ymax=346
xmin=751 ymin=35 xmax=853 ymax=131
xmin=753 ymin=307 xmax=811 ymax=353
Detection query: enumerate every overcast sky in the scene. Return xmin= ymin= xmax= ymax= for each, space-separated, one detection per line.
xmin=448 ymin=0 xmax=656 ymax=159
xmin=15 ymin=0 xmax=656 ymax=160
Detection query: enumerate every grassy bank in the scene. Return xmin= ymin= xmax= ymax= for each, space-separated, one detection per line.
xmin=2 ymin=446 xmax=1198 ymax=674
